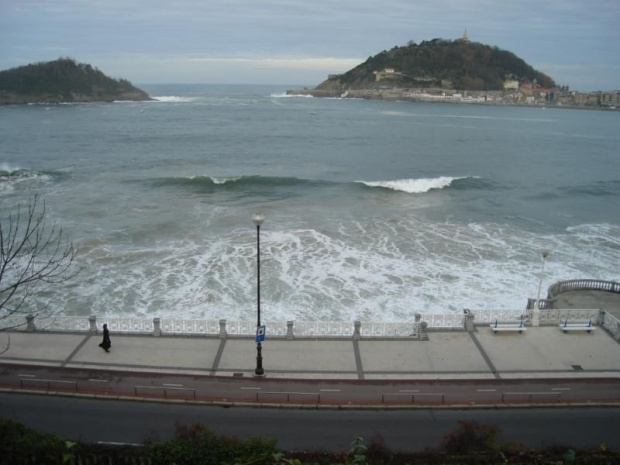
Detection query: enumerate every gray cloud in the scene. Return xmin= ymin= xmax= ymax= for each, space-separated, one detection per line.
xmin=0 ymin=0 xmax=618 ymax=89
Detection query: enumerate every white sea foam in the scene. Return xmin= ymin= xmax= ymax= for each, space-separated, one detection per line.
xmin=0 ymin=183 xmax=14 ymax=194
xmin=357 ymin=176 xmax=466 ymax=194
xmin=152 ymin=96 xmax=197 ymax=103
xmin=35 ymin=214 xmax=620 ymax=323
xmin=270 ymin=92 xmax=313 ymax=98
xmin=210 ymin=176 xmax=242 ymax=184
xmin=0 ymin=163 xmax=21 ymax=173
xmin=0 ymin=165 xmax=52 ymax=195
xmin=185 ymin=175 xmax=241 ymax=184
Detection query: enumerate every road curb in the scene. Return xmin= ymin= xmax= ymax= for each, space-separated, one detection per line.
xmin=2 ymin=387 xmax=619 ymax=410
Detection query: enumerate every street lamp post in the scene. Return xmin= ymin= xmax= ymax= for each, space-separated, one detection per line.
xmin=252 ymin=213 xmax=265 ymax=376
xmin=533 ymin=249 xmax=550 ymax=326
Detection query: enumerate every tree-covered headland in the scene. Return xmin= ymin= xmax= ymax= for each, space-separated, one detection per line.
xmin=317 ymin=38 xmax=556 ymax=92
xmin=0 ymin=58 xmax=151 ymax=105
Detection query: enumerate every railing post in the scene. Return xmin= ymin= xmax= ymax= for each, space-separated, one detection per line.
xmin=532 ymin=303 xmax=540 ymax=327
xmin=525 ymin=309 xmax=533 ymax=325
xmin=413 ymin=313 xmax=421 ymax=338
xmin=286 ymin=320 xmax=294 ymax=340
xmin=463 ymin=309 xmax=475 ymax=331
xmin=219 ymin=319 xmax=227 ymax=339
xmin=153 ymin=317 xmax=162 ymax=337
xmin=353 ymin=320 xmax=361 ymax=340
xmin=419 ymin=321 xmax=429 ymax=341
xmin=26 ymin=314 xmax=36 ymax=332
xmin=88 ymin=316 xmax=98 ymax=334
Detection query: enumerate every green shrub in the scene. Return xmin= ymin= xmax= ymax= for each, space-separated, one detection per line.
xmin=348 ymin=435 xmax=368 ymax=465
xmin=149 ymin=422 xmax=278 ymax=465
xmin=366 ymin=434 xmax=392 ymax=464
xmin=439 ymin=420 xmax=501 ymax=455
xmin=0 ymin=419 xmax=77 ymax=465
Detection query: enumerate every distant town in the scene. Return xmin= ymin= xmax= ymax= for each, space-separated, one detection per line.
xmin=289 ymin=69 xmax=619 ymax=110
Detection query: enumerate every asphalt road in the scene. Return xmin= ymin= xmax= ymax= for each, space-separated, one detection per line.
xmin=1 ymin=393 xmax=619 ymax=452
xmin=2 ymin=364 xmax=620 ymax=406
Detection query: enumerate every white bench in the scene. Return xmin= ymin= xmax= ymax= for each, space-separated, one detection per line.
xmin=559 ymin=320 xmax=596 ymax=333
xmin=490 ymin=320 xmax=527 ymax=334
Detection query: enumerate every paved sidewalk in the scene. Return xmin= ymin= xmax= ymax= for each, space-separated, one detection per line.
xmin=1 ymin=325 xmax=619 ymax=380
xmin=555 ymin=290 xmax=620 ymax=320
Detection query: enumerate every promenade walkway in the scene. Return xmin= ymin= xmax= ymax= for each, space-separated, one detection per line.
xmin=1 ymin=324 xmax=618 ymax=381
xmin=556 ymin=290 xmax=620 ymax=320
xmin=1 ymin=290 xmax=619 ymax=382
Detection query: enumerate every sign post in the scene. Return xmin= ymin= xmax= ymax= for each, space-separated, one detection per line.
xmin=256 ymin=325 xmax=266 ymax=343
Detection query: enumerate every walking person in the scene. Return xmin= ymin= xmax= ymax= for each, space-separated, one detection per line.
xmin=99 ymin=323 xmax=111 ymax=352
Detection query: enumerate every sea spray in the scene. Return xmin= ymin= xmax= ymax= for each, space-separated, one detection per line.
xmin=357 ymin=176 xmax=470 ymax=194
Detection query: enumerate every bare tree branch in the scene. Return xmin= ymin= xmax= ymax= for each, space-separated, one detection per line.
xmin=0 ymin=333 xmax=10 ymax=355
xmin=0 ymin=195 xmax=78 ymax=328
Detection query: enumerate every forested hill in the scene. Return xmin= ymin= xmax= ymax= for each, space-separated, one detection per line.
xmin=0 ymin=58 xmax=151 ymax=105
xmin=317 ymin=38 xmax=556 ymax=91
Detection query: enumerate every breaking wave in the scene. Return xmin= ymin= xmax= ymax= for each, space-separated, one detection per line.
xmin=150 ymin=175 xmax=335 ymax=190
xmin=148 ymin=175 xmax=494 ymax=195
xmin=356 ymin=176 xmax=483 ymax=194
xmin=270 ymin=92 xmax=313 ymax=98
xmin=0 ymin=164 xmax=63 ymax=194
xmin=152 ymin=96 xmax=198 ymax=103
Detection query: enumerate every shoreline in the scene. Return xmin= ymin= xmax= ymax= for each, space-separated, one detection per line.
xmin=286 ymin=88 xmax=619 ymax=112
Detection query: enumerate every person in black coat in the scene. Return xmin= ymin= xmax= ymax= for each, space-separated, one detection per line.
xmin=99 ymin=323 xmax=111 ymax=352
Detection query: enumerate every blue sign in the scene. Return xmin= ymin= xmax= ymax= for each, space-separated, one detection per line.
xmin=255 ymin=325 xmax=266 ymax=343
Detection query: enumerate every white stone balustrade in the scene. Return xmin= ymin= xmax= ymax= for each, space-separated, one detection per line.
xmin=601 ymin=311 xmax=620 ymax=341
xmin=471 ymin=310 xmax=530 ymax=325
xmin=2 ymin=309 xmax=618 ymax=340
xmin=538 ymin=308 xmax=601 ymax=325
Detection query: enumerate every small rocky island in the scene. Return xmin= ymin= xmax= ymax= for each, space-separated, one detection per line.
xmin=0 ymin=58 xmax=151 ymax=105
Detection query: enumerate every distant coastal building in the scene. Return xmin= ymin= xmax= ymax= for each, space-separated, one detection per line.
xmin=457 ymin=29 xmax=470 ymax=43
xmin=600 ymin=91 xmax=620 ymax=107
xmin=503 ymin=79 xmax=519 ymax=90
xmin=574 ymin=92 xmax=602 ymax=106
xmin=520 ymin=82 xmax=538 ymax=96
xmin=373 ymin=67 xmax=399 ymax=82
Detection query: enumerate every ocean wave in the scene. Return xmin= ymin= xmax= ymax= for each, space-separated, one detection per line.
xmin=355 ymin=176 xmax=480 ymax=194
xmin=151 ymin=175 xmax=335 ymax=190
xmin=210 ymin=176 xmax=243 ymax=185
xmin=0 ymin=163 xmax=22 ymax=173
xmin=152 ymin=96 xmax=197 ymax=103
xmin=0 ymin=165 xmax=62 ymax=193
xmin=150 ymin=174 xmax=493 ymax=195
xmin=270 ymin=92 xmax=313 ymax=98
xmin=561 ymin=180 xmax=620 ymax=197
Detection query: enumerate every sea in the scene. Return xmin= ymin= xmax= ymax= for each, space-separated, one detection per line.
xmin=1 ymin=84 xmax=619 ymax=322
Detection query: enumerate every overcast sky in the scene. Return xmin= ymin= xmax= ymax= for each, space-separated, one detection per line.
xmin=1 ymin=0 xmax=618 ymax=91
